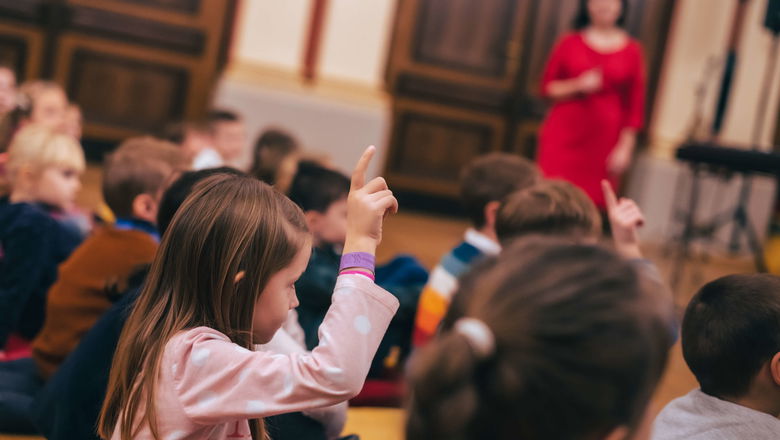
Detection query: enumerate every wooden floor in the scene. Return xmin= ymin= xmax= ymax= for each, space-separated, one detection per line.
xmin=53 ymin=165 xmax=755 ymax=440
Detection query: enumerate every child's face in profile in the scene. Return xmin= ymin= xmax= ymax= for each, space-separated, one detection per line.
xmin=63 ymin=105 xmax=82 ymax=140
xmin=310 ymin=197 xmax=348 ymax=246
xmin=252 ymin=239 xmax=312 ymax=343
xmin=35 ymin=165 xmax=82 ymax=211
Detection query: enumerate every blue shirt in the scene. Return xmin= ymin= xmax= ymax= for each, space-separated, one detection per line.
xmin=0 ymin=197 xmax=82 ymax=347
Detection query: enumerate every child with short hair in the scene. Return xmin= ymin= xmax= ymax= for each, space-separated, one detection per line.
xmin=407 ymin=238 xmax=671 ymax=440
xmin=495 ymin=179 xmax=602 ymax=245
xmin=652 ymin=274 xmax=780 ymax=439
xmin=290 ymin=161 xmax=427 ymax=380
xmin=0 ymin=125 xmax=85 ymax=353
xmin=97 ymin=146 xmax=399 ymax=439
xmin=412 ymin=153 xmax=539 ymax=346
xmin=30 ymin=137 xmax=186 ymax=379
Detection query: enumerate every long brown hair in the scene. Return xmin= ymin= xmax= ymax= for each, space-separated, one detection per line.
xmin=98 ymin=174 xmax=308 ymax=440
xmin=407 ymin=238 xmax=670 ymax=440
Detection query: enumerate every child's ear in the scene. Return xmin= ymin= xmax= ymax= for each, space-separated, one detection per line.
xmin=304 ymin=210 xmax=322 ymax=233
xmin=770 ymin=352 xmax=780 ymax=386
xmin=131 ymin=193 xmax=158 ymax=224
xmin=483 ymin=201 xmax=501 ymax=231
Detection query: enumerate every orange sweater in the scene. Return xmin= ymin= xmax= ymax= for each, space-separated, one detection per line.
xmin=32 ymin=225 xmax=157 ymax=378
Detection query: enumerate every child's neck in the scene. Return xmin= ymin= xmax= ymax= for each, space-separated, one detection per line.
xmin=9 ymin=187 xmax=35 ymax=205
xmin=476 ymin=225 xmax=499 ymax=245
xmin=727 ymin=390 xmax=780 ymax=418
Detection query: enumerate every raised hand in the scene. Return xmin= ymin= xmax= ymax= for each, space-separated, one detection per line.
xmin=343 ymin=146 xmax=399 ymax=256
xmin=602 ymin=179 xmax=644 ymax=259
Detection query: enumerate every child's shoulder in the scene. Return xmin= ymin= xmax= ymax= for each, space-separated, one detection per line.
xmin=0 ymin=198 xmax=59 ymax=235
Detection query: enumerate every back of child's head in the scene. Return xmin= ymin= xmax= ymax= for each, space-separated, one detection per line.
xmin=249 ymin=127 xmax=300 ymax=186
xmin=682 ymin=273 xmax=780 ymax=399
xmin=156 ymin=166 xmax=244 ymax=236
xmin=496 ymin=179 xmax=601 ymax=246
xmin=6 ymin=124 xmax=85 ymax=186
xmin=101 ymin=136 xmax=186 ymax=219
xmin=99 ymin=173 xmax=308 ymax=439
xmin=407 ymin=238 xmax=670 ymax=440
xmin=460 ymin=153 xmax=539 ymax=229
xmin=288 ymin=161 xmax=350 ymax=213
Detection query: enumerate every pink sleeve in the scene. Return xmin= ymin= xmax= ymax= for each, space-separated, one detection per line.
xmin=168 ymin=275 xmax=399 ymax=425
xmin=540 ymin=35 xmax=571 ymax=97
xmin=624 ymin=44 xmax=646 ymax=130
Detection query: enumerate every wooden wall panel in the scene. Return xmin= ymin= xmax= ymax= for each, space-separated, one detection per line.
xmin=386 ymin=98 xmax=505 ymax=197
xmin=0 ymin=22 xmax=44 ymax=81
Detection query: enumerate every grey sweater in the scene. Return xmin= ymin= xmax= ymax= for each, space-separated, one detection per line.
xmin=652 ymin=389 xmax=780 ymax=440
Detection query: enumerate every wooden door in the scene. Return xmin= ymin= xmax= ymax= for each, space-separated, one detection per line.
xmin=385 ymin=0 xmax=674 ymax=204
xmin=385 ymin=0 xmax=532 ymax=201
xmin=0 ymin=0 xmax=236 ymax=156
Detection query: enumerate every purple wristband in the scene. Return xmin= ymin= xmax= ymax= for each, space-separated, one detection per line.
xmin=339 ymin=252 xmax=376 ymax=273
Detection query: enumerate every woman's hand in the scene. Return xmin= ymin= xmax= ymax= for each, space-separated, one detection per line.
xmin=607 ymin=130 xmax=636 ymax=176
xmin=343 ymin=146 xmax=399 ymax=256
xmin=577 ymin=68 xmax=603 ymax=94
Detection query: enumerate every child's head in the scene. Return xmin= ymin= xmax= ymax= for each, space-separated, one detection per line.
xmin=207 ymin=109 xmax=246 ymax=163
xmin=18 ymin=80 xmax=68 ymax=131
xmin=288 ymin=161 xmax=350 ymax=246
xmin=495 ymin=179 xmax=602 ymax=246
xmin=408 ymin=238 xmax=670 ymax=440
xmin=249 ymin=128 xmax=300 ymax=192
xmin=162 ymin=121 xmax=215 ymax=164
xmin=682 ymin=274 xmax=780 ymax=403
xmin=6 ymin=124 xmax=85 ymax=210
xmin=460 ymin=153 xmax=539 ymax=236
xmin=100 ymin=174 xmax=309 ymax=439
xmin=0 ymin=65 xmax=17 ymax=116
xmin=101 ymin=136 xmax=186 ymax=224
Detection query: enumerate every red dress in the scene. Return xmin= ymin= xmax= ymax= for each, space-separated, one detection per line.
xmin=538 ymin=32 xmax=645 ymax=208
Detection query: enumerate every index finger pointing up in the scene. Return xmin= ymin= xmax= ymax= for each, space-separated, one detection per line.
xmin=351 ymin=145 xmax=376 ymax=190
xmin=601 ymin=179 xmax=618 ymax=212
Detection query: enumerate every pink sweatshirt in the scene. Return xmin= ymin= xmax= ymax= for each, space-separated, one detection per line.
xmin=112 ymin=275 xmax=399 ymax=439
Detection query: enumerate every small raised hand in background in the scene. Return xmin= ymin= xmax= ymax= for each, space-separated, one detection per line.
xmin=602 ymin=179 xmax=644 ymax=259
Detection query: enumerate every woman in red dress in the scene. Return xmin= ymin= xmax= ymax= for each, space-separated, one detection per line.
xmin=538 ymin=0 xmax=645 ymax=209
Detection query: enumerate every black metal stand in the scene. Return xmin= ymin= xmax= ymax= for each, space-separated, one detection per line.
xmin=668 ymin=33 xmax=779 ymax=289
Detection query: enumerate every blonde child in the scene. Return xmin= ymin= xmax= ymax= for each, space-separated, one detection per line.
xmin=0 ymin=125 xmax=85 ymax=354
xmin=98 ymin=146 xmax=399 ymax=439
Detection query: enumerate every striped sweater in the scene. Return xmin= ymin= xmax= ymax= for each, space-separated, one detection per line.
xmin=412 ymin=229 xmax=500 ymax=347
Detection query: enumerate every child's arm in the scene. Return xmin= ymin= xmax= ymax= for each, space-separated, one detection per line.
xmin=0 ymin=220 xmax=51 ymax=347
xmin=602 ymin=180 xmax=644 ymax=259
xmin=170 ymin=146 xmax=399 ymax=424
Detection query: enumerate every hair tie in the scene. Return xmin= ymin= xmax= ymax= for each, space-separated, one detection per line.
xmin=454 ymin=317 xmax=495 ymax=358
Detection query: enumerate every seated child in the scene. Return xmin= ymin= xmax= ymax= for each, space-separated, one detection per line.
xmin=96 ymin=146 xmax=399 ymax=439
xmin=208 ymin=109 xmax=247 ymax=169
xmin=31 ymin=136 xmax=186 ymax=379
xmin=412 ymin=153 xmax=539 ymax=346
xmin=33 ymin=167 xmax=347 ymax=440
xmin=652 ymin=274 xmax=780 ymax=439
xmin=249 ymin=127 xmax=301 ymax=193
xmin=0 ymin=125 xmax=85 ymax=354
xmin=289 ymin=161 xmax=428 ymax=378
xmin=406 ymin=238 xmax=672 ymax=440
